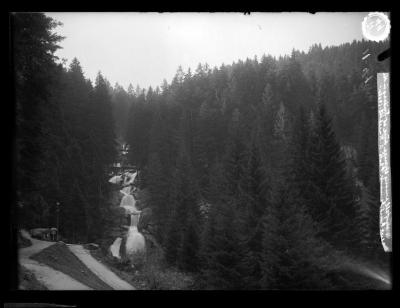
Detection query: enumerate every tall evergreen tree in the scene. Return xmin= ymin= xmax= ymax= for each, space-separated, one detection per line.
xmin=260 ymin=103 xmax=334 ymax=290
xmin=13 ymin=13 xmax=64 ymax=228
xmin=305 ymin=104 xmax=358 ymax=251
xmin=146 ymin=152 xmax=171 ymax=244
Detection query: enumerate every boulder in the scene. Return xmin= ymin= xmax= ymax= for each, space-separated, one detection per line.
xmin=111 ymin=225 xmax=128 ymax=236
xmin=119 ymin=234 xmax=128 ymax=260
xmin=144 ymin=224 xmax=158 ymax=236
xmin=110 ymin=190 xmax=122 ymax=205
xmin=143 ymin=232 xmax=162 ymax=251
xmin=134 ymin=188 xmax=150 ymax=206
xmin=137 ymin=207 xmax=152 ymax=231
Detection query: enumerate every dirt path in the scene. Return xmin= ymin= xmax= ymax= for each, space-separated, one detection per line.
xmin=19 ymin=230 xmax=92 ymax=290
xmin=68 ymin=244 xmax=135 ymax=290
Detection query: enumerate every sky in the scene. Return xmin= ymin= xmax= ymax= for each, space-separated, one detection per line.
xmin=45 ymin=12 xmax=368 ymax=90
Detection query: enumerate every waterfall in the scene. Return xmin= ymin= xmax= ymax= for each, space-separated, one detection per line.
xmin=120 ymin=194 xmax=137 ymax=214
xmin=130 ymin=213 xmax=139 ymax=228
xmin=120 ymin=186 xmax=131 ymax=196
xmin=109 ymin=169 xmax=145 ymax=259
xmin=120 ymin=194 xmax=136 ymax=207
xmin=126 ymin=211 xmax=145 ymax=255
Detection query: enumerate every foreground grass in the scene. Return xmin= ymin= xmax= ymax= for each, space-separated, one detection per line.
xmin=90 ymin=245 xmax=195 ymax=290
xmin=31 ymin=242 xmax=112 ymax=290
xmin=89 ymin=249 xmax=146 ymax=289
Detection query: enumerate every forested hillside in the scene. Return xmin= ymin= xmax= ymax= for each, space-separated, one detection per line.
xmin=123 ymin=40 xmax=390 ymax=289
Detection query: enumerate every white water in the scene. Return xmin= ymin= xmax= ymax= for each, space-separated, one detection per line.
xmin=123 ymin=198 xmax=145 ymax=256
xmin=120 ymin=186 xmax=131 ymax=196
xmin=110 ymin=237 xmax=122 ymax=259
xmin=125 ymin=213 xmax=145 ymax=255
xmin=120 ymin=195 xmax=138 ymax=215
xmin=108 ymin=170 xmax=145 ymax=259
xmin=109 ymin=175 xmax=122 ymax=185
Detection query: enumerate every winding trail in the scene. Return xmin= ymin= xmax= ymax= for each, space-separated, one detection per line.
xmin=19 ymin=230 xmax=134 ymax=290
xmin=67 ymin=244 xmax=135 ymax=290
xmin=19 ymin=230 xmax=92 ymax=290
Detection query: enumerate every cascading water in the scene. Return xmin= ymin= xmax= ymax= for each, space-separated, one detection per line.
xmin=110 ymin=237 xmax=122 ymax=258
xmin=130 ymin=213 xmax=139 ymax=227
xmin=120 ymin=186 xmax=131 ymax=196
xmin=108 ymin=170 xmax=145 ymax=260
xmin=120 ymin=194 xmax=136 ymax=214
xmin=125 ymin=212 xmax=145 ymax=256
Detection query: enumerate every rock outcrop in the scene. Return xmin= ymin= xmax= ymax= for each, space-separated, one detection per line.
xmin=84 ymin=243 xmax=100 ymax=250
xmin=137 ymin=207 xmax=152 ymax=232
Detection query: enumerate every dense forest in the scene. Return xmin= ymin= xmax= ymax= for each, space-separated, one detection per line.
xmin=122 ymin=40 xmax=390 ymax=289
xmin=13 ymin=13 xmax=117 ymax=242
xmin=13 ymin=13 xmax=390 ymax=289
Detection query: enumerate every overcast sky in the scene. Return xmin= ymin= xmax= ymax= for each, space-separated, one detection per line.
xmin=45 ymin=12 xmax=368 ymax=90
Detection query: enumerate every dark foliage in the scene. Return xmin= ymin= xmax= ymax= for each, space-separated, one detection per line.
xmin=13 ymin=13 xmax=117 ymax=243
xmin=124 ymin=39 xmax=389 ymax=289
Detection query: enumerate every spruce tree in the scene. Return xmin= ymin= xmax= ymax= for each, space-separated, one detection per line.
xmin=260 ymin=104 xmax=334 ymax=290
xmin=201 ymin=197 xmax=243 ymax=289
xmin=146 ymin=152 xmax=170 ymax=244
xmin=306 ymin=104 xmax=358 ymax=251
xmin=260 ymin=183 xmax=334 ymax=290
xmin=13 ymin=13 xmax=64 ymax=229
xmin=179 ymin=213 xmax=200 ymax=272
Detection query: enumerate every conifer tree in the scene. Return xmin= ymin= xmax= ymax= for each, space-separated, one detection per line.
xmin=179 ymin=213 xmax=200 ymax=272
xmin=146 ymin=152 xmax=170 ymax=244
xmin=14 ymin=13 xmax=64 ymax=227
xmin=305 ymin=104 xmax=358 ymax=250
xmin=92 ymin=72 xmax=117 ymax=165
xmin=355 ymin=182 xmax=381 ymax=259
xmin=200 ymin=196 xmax=244 ymax=289
xmin=260 ymin=103 xmax=334 ymax=290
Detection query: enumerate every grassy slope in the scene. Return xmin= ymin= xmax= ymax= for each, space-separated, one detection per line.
xmin=90 ymin=244 xmax=196 ymax=290
xmin=31 ymin=243 xmax=112 ymax=290
xmin=89 ymin=249 xmax=146 ymax=289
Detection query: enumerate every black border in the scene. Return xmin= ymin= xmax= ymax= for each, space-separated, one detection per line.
xmin=4 ymin=5 xmax=397 ymax=308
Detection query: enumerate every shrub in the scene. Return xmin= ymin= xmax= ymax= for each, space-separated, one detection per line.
xmin=142 ymin=265 xmax=195 ymax=290
xmin=138 ymin=246 xmax=195 ymax=290
xmin=130 ymin=250 xmax=146 ymax=270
